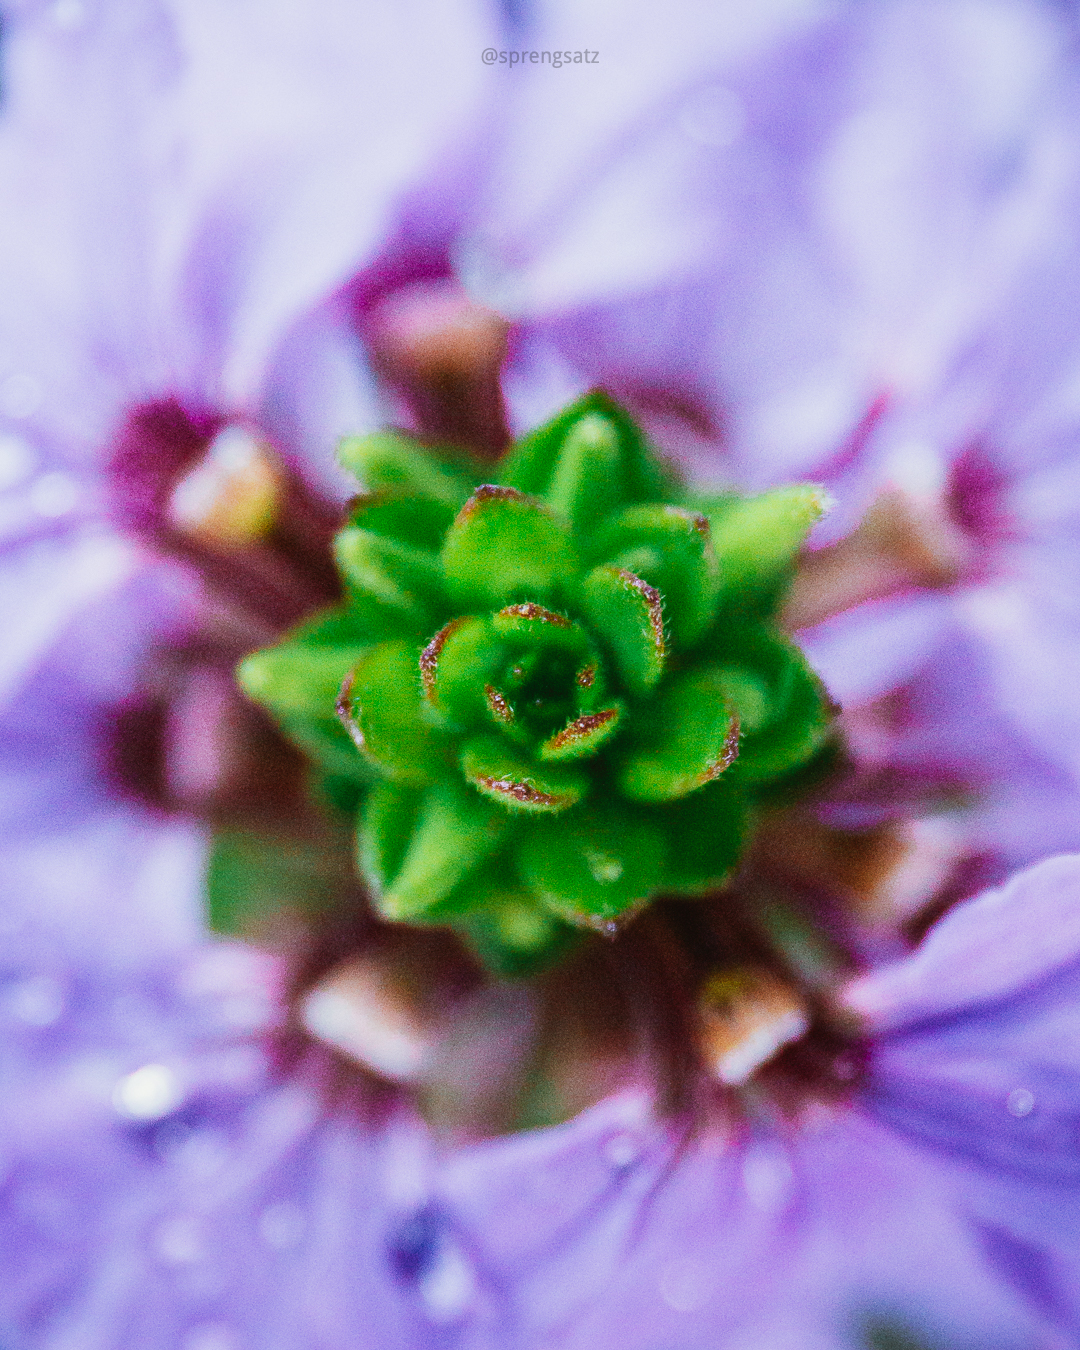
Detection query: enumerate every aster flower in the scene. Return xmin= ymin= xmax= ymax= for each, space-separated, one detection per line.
xmin=6 ymin=2 xmax=1080 ymax=1349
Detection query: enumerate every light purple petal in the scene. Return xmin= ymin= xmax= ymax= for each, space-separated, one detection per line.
xmin=798 ymin=590 xmax=956 ymax=708
xmin=0 ymin=0 xmax=499 ymax=503
xmin=0 ymin=2 xmax=181 ymax=466
xmin=0 ymin=525 xmax=205 ymax=952
xmin=157 ymin=0 xmax=501 ymax=411
xmin=485 ymin=0 xmax=1075 ymax=492
xmin=0 ymin=943 xmax=429 ymax=1349
xmin=850 ymin=857 xmax=1080 ymax=1328
xmin=844 ymin=853 xmax=1080 ymax=1033
xmin=422 ymin=1091 xmax=1055 ymax=1347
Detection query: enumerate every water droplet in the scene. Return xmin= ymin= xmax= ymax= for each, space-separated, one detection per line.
xmin=0 ymin=373 xmax=43 ymax=419
xmin=0 ymin=433 xmax=36 ymax=490
xmin=113 ymin=1063 xmax=182 ymax=1121
xmin=1007 ymin=1087 xmax=1035 ymax=1118
xmin=184 ymin=1325 xmax=235 ymax=1350
xmin=659 ymin=1256 xmax=713 ymax=1312
xmin=679 ymin=84 xmax=747 ymax=148
xmin=154 ymin=1215 xmax=203 ymax=1265
xmin=51 ymin=0 xmax=87 ymax=29
xmin=418 ymin=1240 xmax=475 ymax=1324
xmin=4 ymin=975 xmax=64 ymax=1026
xmin=30 ymin=471 xmax=80 ymax=518
xmin=258 ymin=1202 xmax=305 ymax=1250
xmin=741 ymin=1143 xmax=793 ymax=1212
xmin=584 ymin=848 xmax=623 ymax=884
xmin=604 ymin=1131 xmax=640 ymax=1169
xmin=165 ymin=1126 xmax=230 ymax=1178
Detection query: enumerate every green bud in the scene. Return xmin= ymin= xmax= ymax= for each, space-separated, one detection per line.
xmin=238 ymin=393 xmax=836 ymax=973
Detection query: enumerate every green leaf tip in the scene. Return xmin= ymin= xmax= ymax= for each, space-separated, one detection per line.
xmin=238 ymin=397 xmax=839 ymax=974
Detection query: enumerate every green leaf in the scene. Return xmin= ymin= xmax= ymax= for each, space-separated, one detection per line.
xmin=539 ymin=705 xmax=623 ymax=761
xmin=357 ymin=780 xmax=425 ymax=894
xmin=348 ymin=489 xmax=456 ymax=551
xmin=491 ymin=603 xmax=590 ymax=658
xmin=540 ymin=411 xmax=625 ymax=536
xmin=618 ymin=668 xmax=739 ymax=802
xmin=701 ymin=622 xmax=833 ymax=785
xmin=281 ymin=716 xmax=377 ymax=782
xmin=377 ymin=779 xmax=509 ymax=920
xmin=238 ymin=641 xmax=369 ymax=721
xmin=286 ymin=604 xmax=373 ymax=648
xmin=338 ymin=430 xmax=479 ymax=508
xmin=709 ymin=665 xmax=772 ymax=734
xmin=703 ymin=484 xmax=830 ymax=613
xmin=653 ymin=777 xmax=748 ymax=893
xmin=736 ymin=648 xmax=833 ymax=784
xmin=339 ymin=641 xmax=452 ymax=785
xmin=750 ymin=733 xmax=843 ymax=807
xmin=497 ymin=389 xmax=674 ymax=509
xmin=440 ymin=485 xmax=578 ymax=610
xmin=515 ymin=802 xmax=665 ymax=926
xmin=334 ymin=528 xmax=447 ymax=636
xmin=450 ymin=865 xmax=581 ymax=976
xmin=587 ymin=503 xmax=720 ymax=646
xmin=460 ymin=734 xmax=589 ymax=813
xmin=419 ymin=615 xmax=506 ymax=727
xmin=579 ymin=565 xmax=666 ymax=695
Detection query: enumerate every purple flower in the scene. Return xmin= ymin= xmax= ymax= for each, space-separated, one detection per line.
xmin=5 ymin=2 xmax=1080 ymax=1348
xmin=6 ymin=851 xmax=1080 ymax=1346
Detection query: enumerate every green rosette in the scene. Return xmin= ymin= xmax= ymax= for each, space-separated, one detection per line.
xmin=238 ymin=392 xmax=835 ymax=975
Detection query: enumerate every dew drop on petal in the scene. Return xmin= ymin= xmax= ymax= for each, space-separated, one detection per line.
xmin=113 ymin=1063 xmax=182 ymax=1120
xmin=153 ymin=1215 xmax=203 ymax=1266
xmin=417 ymin=1240 xmax=475 ymax=1324
xmin=604 ymin=1131 xmax=640 ymax=1169
xmin=184 ymin=1325 xmax=236 ymax=1350
xmin=1007 ymin=1087 xmax=1035 ymax=1118
xmin=4 ymin=975 xmax=64 ymax=1026
xmin=0 ymin=433 xmax=36 ymax=490
xmin=258 ymin=1201 xmax=306 ymax=1250
xmin=50 ymin=0 xmax=88 ymax=29
xmin=0 ymin=373 xmax=43 ymax=419
xmin=584 ymin=848 xmax=623 ymax=885
xmin=168 ymin=1127 xmax=230 ymax=1178
xmin=30 ymin=471 xmax=80 ymax=518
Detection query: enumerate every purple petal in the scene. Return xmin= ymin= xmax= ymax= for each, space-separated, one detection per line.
xmin=157 ymin=0 xmax=501 ymax=411
xmin=487 ymin=0 xmax=1075 ymax=493
xmin=0 ymin=943 xmax=428 ymax=1349
xmin=850 ymin=857 xmax=1080 ymax=1329
xmin=845 ymin=854 xmax=1080 ymax=1030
